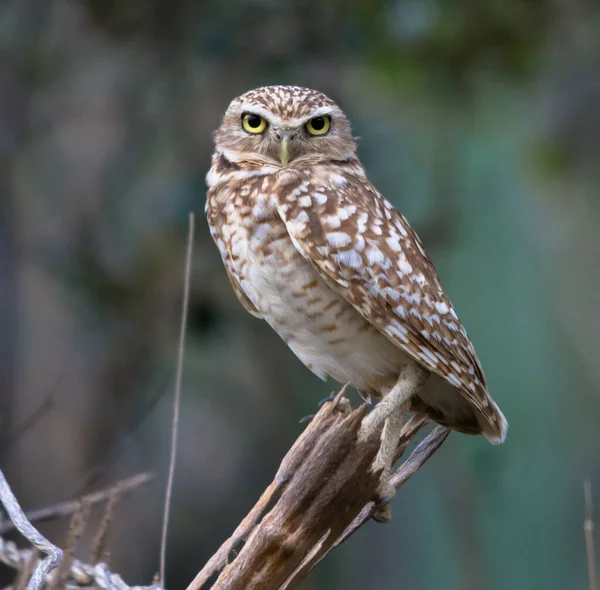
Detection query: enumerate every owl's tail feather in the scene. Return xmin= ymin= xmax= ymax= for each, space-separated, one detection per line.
xmin=411 ymin=389 xmax=508 ymax=443
xmin=479 ymin=399 xmax=508 ymax=445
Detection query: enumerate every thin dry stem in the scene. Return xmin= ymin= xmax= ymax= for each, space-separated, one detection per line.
xmin=91 ymin=487 xmax=120 ymax=564
xmin=585 ymin=478 xmax=598 ymax=590
xmin=160 ymin=212 xmax=195 ymax=587
xmin=48 ymin=500 xmax=91 ymax=590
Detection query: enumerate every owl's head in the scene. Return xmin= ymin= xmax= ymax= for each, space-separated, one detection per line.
xmin=213 ymin=86 xmax=356 ymax=166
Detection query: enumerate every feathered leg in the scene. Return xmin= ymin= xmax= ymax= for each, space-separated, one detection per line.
xmin=359 ymin=363 xmax=429 ymax=520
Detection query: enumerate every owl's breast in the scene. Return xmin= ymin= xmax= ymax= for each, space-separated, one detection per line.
xmin=212 ymin=185 xmax=407 ymax=394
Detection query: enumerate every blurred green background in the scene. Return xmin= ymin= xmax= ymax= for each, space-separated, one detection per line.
xmin=1 ymin=0 xmax=599 ymax=588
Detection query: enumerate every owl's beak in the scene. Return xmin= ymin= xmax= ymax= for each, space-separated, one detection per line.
xmin=278 ymin=136 xmax=291 ymax=166
xmin=276 ymin=130 xmax=296 ymax=166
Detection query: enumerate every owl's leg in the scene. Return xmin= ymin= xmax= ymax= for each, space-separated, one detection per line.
xmin=359 ymin=363 xmax=429 ymax=520
xmin=360 ymin=363 xmax=429 ymax=438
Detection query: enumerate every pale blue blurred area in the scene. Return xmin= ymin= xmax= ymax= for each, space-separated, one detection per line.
xmin=1 ymin=1 xmax=599 ymax=589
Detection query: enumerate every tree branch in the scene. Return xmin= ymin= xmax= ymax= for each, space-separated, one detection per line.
xmin=187 ymin=387 xmax=449 ymax=590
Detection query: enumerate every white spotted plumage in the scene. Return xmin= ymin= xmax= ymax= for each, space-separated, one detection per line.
xmin=206 ymin=85 xmax=507 ymax=443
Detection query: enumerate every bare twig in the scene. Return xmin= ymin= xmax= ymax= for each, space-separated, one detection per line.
xmin=91 ymin=487 xmax=120 ymax=564
xmin=187 ymin=388 xmax=449 ymax=590
xmin=0 ymin=468 xmax=63 ymax=590
xmin=160 ymin=212 xmax=195 ymax=587
xmin=48 ymin=501 xmax=91 ymax=590
xmin=0 ymin=472 xmax=154 ymax=535
xmin=585 ymin=478 xmax=598 ymax=590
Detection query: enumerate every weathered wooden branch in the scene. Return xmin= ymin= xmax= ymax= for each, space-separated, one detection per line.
xmin=187 ymin=387 xmax=450 ymax=590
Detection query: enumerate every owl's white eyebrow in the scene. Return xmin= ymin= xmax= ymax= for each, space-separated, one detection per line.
xmin=290 ymin=108 xmax=341 ymax=127
xmin=238 ymin=104 xmax=278 ymax=121
xmin=308 ymin=106 xmax=339 ymax=119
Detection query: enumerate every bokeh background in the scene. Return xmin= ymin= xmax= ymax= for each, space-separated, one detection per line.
xmin=1 ymin=0 xmax=600 ymax=588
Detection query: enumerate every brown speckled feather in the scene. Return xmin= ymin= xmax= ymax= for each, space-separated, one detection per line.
xmin=272 ymin=160 xmax=505 ymax=439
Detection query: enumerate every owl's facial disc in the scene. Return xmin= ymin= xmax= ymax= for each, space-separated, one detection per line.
xmin=214 ymin=87 xmax=357 ymax=166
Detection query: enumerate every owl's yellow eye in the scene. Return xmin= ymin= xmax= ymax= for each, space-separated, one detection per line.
xmin=305 ymin=115 xmax=331 ymax=136
xmin=242 ymin=113 xmax=267 ymax=134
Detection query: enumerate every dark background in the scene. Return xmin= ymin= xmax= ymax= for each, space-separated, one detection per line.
xmin=1 ymin=1 xmax=599 ymax=588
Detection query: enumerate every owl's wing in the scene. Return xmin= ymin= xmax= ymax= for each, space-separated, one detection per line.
xmin=206 ymin=190 xmax=262 ymax=319
xmin=274 ymin=168 xmax=505 ymax=441
xmin=223 ymin=264 xmax=262 ymax=318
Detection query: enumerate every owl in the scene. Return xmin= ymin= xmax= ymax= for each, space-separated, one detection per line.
xmin=205 ymin=85 xmax=507 ymax=501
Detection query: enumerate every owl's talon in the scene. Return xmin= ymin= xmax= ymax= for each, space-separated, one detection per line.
xmin=372 ymin=503 xmax=393 ymax=523
xmin=317 ymin=395 xmax=335 ymax=408
xmin=299 ymin=414 xmax=315 ymax=424
xmin=374 ymin=496 xmax=393 ymax=510
xmin=372 ymin=486 xmax=395 ymax=523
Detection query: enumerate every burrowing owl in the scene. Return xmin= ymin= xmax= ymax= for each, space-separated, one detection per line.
xmin=206 ymin=85 xmax=507 ymax=500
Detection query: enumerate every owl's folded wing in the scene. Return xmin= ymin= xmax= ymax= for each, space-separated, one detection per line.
xmin=206 ymin=195 xmax=262 ymax=319
xmin=274 ymin=169 xmax=506 ymax=442
xmin=223 ymin=264 xmax=262 ymax=318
